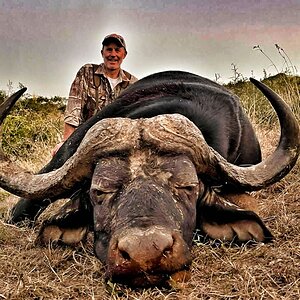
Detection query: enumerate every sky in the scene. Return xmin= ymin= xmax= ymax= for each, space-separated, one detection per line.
xmin=0 ymin=0 xmax=299 ymax=97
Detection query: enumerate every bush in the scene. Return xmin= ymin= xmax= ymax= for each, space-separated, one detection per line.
xmin=0 ymin=90 xmax=6 ymax=103
xmin=225 ymin=73 xmax=300 ymax=126
xmin=1 ymin=94 xmax=65 ymax=160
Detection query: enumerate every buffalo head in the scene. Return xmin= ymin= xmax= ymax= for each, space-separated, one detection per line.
xmin=0 ymin=77 xmax=299 ymax=287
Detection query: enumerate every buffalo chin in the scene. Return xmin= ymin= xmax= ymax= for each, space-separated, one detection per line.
xmin=106 ymin=268 xmax=191 ymax=287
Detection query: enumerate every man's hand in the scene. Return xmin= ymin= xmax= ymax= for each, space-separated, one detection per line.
xmin=51 ymin=123 xmax=76 ymax=157
xmin=51 ymin=141 xmax=64 ymax=157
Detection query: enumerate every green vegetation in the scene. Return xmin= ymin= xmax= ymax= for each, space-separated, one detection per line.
xmin=225 ymin=44 xmax=300 ymax=126
xmin=1 ymin=92 xmax=65 ymax=160
xmin=225 ymin=73 xmax=300 ymax=126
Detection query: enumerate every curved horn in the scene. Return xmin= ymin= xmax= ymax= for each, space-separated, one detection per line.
xmin=207 ymin=78 xmax=300 ymax=190
xmin=0 ymin=88 xmax=27 ymax=123
xmin=0 ymin=91 xmax=140 ymax=200
xmin=142 ymin=77 xmax=300 ymax=191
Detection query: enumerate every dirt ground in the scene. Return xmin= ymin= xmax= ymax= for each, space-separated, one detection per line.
xmin=0 ymin=127 xmax=299 ymax=300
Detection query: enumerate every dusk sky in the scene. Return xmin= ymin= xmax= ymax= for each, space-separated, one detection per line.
xmin=1 ymin=0 xmax=299 ymax=97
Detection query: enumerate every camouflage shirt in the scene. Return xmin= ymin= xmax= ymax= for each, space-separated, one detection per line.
xmin=64 ymin=63 xmax=138 ymax=127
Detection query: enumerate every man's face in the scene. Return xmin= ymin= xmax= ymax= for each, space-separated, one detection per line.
xmin=101 ymin=42 xmax=127 ymax=72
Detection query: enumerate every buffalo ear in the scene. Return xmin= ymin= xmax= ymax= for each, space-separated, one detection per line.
xmin=196 ymin=192 xmax=273 ymax=243
xmin=36 ymin=190 xmax=93 ymax=246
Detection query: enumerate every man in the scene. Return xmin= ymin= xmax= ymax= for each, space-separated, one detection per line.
xmin=52 ymin=33 xmax=138 ymax=155
xmin=10 ymin=34 xmax=137 ymax=225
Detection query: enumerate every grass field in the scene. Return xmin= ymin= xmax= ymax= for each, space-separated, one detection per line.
xmin=0 ymin=75 xmax=299 ymax=299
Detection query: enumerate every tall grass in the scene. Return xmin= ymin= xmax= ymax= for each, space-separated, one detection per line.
xmin=1 ymin=92 xmax=65 ymax=169
xmin=226 ymin=73 xmax=300 ymax=126
xmin=226 ymin=44 xmax=299 ymax=126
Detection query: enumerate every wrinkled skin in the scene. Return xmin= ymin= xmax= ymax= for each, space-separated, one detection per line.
xmin=91 ymin=152 xmax=199 ymax=286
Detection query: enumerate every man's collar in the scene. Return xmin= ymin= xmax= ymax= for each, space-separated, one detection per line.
xmin=95 ymin=63 xmax=130 ymax=82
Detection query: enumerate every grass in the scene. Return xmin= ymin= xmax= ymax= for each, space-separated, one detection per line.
xmin=1 ymin=157 xmax=299 ymax=299
xmin=0 ymin=74 xmax=299 ymax=299
xmin=225 ymin=73 xmax=300 ymax=126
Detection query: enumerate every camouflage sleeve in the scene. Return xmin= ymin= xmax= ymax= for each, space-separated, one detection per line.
xmin=130 ymin=74 xmax=138 ymax=84
xmin=64 ymin=66 xmax=88 ymax=127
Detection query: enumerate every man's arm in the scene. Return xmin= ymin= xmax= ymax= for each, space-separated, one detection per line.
xmin=51 ymin=123 xmax=76 ymax=156
xmin=51 ymin=65 xmax=89 ymax=157
xmin=63 ymin=123 xmax=76 ymax=140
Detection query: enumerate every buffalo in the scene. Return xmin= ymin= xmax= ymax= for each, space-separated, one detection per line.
xmin=1 ymin=71 xmax=299 ymax=287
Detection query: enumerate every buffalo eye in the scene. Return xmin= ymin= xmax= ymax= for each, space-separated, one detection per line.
xmin=175 ymin=184 xmax=199 ymax=195
xmin=90 ymin=188 xmax=116 ymax=205
xmin=176 ymin=185 xmax=198 ymax=193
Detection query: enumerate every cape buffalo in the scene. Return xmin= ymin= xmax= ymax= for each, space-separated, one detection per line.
xmin=1 ymin=71 xmax=299 ymax=287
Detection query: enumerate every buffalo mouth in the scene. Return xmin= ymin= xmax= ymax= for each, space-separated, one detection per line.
xmin=102 ymin=227 xmax=192 ymax=287
xmin=106 ymin=266 xmax=192 ymax=287
xmin=105 ymin=252 xmax=192 ymax=287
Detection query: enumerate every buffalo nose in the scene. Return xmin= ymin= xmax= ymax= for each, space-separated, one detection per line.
xmin=117 ymin=227 xmax=174 ymax=265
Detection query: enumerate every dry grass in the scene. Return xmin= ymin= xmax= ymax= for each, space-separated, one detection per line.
xmin=0 ymin=124 xmax=299 ymax=300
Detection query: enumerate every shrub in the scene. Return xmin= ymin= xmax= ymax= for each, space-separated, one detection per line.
xmin=1 ymin=94 xmax=65 ymax=161
xmin=225 ymin=74 xmax=300 ymax=126
xmin=0 ymin=90 xmax=6 ymax=103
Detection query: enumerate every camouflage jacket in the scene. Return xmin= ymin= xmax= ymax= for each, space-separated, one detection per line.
xmin=64 ymin=63 xmax=138 ymax=127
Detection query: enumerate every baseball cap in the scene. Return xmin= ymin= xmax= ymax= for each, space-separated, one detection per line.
xmin=102 ymin=34 xmax=127 ymax=51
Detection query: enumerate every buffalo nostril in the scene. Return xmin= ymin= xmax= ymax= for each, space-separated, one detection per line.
xmin=162 ymin=246 xmax=172 ymax=258
xmin=119 ymin=249 xmax=131 ymax=261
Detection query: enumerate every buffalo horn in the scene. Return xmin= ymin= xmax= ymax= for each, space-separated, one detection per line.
xmin=206 ymin=78 xmax=300 ymax=190
xmin=0 ymin=91 xmax=139 ymax=200
xmin=142 ymin=79 xmax=300 ymax=191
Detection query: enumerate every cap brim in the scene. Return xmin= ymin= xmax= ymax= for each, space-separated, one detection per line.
xmin=102 ymin=37 xmax=125 ymax=48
